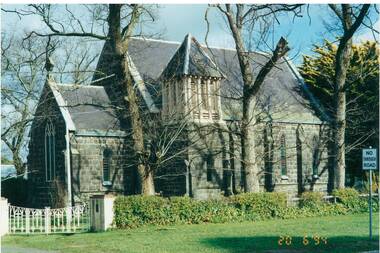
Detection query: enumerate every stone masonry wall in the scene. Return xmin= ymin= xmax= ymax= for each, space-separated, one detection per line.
xmin=28 ymin=86 xmax=68 ymax=208
xmin=70 ymin=135 xmax=133 ymax=203
xmin=183 ymin=120 xmax=330 ymax=199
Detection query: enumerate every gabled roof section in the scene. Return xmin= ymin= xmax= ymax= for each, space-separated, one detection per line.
xmin=92 ymin=40 xmax=159 ymax=113
xmin=48 ymin=80 xmax=76 ymax=131
xmin=160 ymin=34 xmax=224 ymax=80
xmin=48 ymin=81 xmax=123 ymax=131
xmin=127 ymin=36 xmax=328 ymax=125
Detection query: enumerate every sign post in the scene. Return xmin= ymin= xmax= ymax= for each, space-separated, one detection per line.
xmin=362 ymin=147 xmax=377 ymax=240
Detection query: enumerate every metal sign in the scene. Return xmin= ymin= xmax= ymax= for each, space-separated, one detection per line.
xmin=362 ymin=148 xmax=377 ymax=170
xmin=362 ymin=147 xmax=377 ymax=240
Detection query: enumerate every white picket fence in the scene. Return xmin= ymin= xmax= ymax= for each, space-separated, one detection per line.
xmin=8 ymin=204 xmax=89 ymax=234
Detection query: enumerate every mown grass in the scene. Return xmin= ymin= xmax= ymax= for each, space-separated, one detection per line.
xmin=2 ymin=213 xmax=379 ymax=253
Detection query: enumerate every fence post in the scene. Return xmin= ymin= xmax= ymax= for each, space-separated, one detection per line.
xmin=25 ymin=208 xmax=30 ymax=233
xmin=66 ymin=207 xmax=72 ymax=233
xmin=45 ymin=207 xmax=51 ymax=234
xmin=0 ymin=198 xmax=9 ymax=236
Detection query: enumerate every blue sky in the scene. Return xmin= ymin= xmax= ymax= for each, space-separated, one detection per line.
xmin=2 ymin=4 xmax=378 ymax=65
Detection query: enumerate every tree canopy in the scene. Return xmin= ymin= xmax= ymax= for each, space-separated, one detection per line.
xmin=299 ymin=40 xmax=379 ymax=182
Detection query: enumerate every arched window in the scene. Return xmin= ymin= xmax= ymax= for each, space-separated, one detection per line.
xmin=103 ymin=149 xmax=112 ymax=185
xmin=45 ymin=120 xmax=55 ymax=182
xmin=280 ymin=134 xmax=287 ymax=176
xmin=312 ymin=135 xmax=320 ymax=176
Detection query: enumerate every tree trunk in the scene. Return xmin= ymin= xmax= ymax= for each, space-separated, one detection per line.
xmin=121 ymin=59 xmax=155 ymax=195
xmin=224 ymin=8 xmax=259 ymax=192
xmin=241 ymin=97 xmax=260 ymax=192
xmin=332 ymin=39 xmax=351 ymax=189
xmin=226 ymin=17 xmax=289 ymax=192
xmin=328 ymin=4 xmax=370 ymax=190
xmin=108 ymin=4 xmax=155 ymax=195
xmin=12 ymin=152 xmax=25 ymax=175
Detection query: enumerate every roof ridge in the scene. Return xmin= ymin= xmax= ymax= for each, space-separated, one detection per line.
xmin=183 ymin=33 xmax=191 ymax=75
xmin=130 ymin=36 xmax=270 ymax=56
xmin=131 ymin=36 xmax=181 ymax=46
xmin=52 ymin=83 xmax=105 ymax=89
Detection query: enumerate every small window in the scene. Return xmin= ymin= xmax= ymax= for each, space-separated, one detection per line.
xmin=45 ymin=120 xmax=55 ymax=182
xmin=172 ymin=83 xmax=177 ymax=108
xmin=280 ymin=134 xmax=287 ymax=176
xmin=103 ymin=149 xmax=112 ymax=186
xmin=200 ymin=80 xmax=209 ymax=110
xmin=312 ymin=136 xmax=320 ymax=176
xmin=206 ymin=155 xmax=214 ymax=182
xmin=190 ymin=79 xmax=198 ymax=113
xmin=211 ymin=80 xmax=219 ymax=112
xmin=163 ymin=83 xmax=169 ymax=116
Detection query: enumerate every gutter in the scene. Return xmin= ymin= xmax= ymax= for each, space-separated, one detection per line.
xmin=65 ymin=127 xmax=72 ymax=207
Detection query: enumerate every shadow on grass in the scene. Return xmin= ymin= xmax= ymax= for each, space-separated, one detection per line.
xmin=201 ymin=236 xmax=379 ymax=253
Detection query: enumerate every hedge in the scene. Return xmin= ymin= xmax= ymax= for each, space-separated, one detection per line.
xmin=113 ymin=188 xmax=377 ymax=229
xmin=332 ymin=188 xmax=379 ymax=213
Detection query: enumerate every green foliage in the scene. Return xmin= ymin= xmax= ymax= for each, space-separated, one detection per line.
xmin=113 ymin=196 xmax=242 ymax=228
xmin=299 ymin=191 xmax=324 ymax=209
xmin=299 ymin=41 xmax=379 ymax=180
xmin=113 ymin=189 xmax=375 ymax=229
xmin=297 ymin=192 xmax=347 ymax=217
xmin=332 ymin=188 xmax=376 ymax=213
xmin=230 ymin=192 xmax=287 ymax=220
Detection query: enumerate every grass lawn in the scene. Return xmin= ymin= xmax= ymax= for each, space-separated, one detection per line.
xmin=2 ymin=213 xmax=379 ymax=253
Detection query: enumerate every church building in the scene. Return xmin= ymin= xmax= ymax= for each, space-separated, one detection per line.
xmin=27 ymin=34 xmax=330 ymax=207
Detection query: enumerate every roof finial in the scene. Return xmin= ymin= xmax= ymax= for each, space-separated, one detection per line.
xmin=45 ymin=36 xmax=55 ymax=81
xmin=45 ymin=57 xmax=55 ymax=81
xmin=45 ymin=57 xmax=55 ymax=73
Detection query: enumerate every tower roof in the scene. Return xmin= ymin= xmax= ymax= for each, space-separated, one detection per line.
xmin=160 ymin=34 xmax=224 ymax=79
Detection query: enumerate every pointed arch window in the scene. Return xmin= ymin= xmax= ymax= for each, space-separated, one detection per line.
xmin=45 ymin=120 xmax=55 ymax=182
xmin=280 ymin=134 xmax=287 ymax=176
xmin=103 ymin=149 xmax=112 ymax=186
xmin=312 ymin=135 xmax=320 ymax=176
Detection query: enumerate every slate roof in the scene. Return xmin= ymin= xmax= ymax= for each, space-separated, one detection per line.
xmin=161 ymin=34 xmax=224 ymax=79
xmin=49 ymin=35 xmax=327 ymax=132
xmin=127 ymin=36 xmax=327 ymax=124
xmin=49 ymin=82 xmax=123 ymax=131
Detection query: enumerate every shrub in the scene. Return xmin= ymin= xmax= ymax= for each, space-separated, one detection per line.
xmin=332 ymin=188 xmax=368 ymax=213
xmin=113 ymin=196 xmax=242 ymax=228
xmin=299 ymin=191 xmax=324 ymax=209
xmin=230 ymin=192 xmax=287 ymax=220
xmin=1 ymin=178 xmax=28 ymax=206
xmin=113 ymin=189 xmax=376 ymax=229
xmin=113 ymin=195 xmax=169 ymax=228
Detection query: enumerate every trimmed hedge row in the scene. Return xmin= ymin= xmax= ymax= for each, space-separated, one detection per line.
xmin=114 ymin=188 xmax=378 ymax=229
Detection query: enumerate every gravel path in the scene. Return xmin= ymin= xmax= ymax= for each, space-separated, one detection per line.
xmin=1 ymin=246 xmax=59 ymax=253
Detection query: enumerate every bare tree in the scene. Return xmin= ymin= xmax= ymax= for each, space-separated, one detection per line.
xmin=327 ymin=4 xmax=371 ymax=189
xmin=4 ymin=4 xmax=160 ymax=195
xmin=1 ymin=34 xmax=44 ymax=174
xmin=1 ymin=29 xmax=100 ymax=175
xmin=207 ymin=4 xmax=303 ymax=192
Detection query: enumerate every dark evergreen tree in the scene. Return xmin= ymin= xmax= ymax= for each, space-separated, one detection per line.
xmin=299 ymin=40 xmax=379 ymax=184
